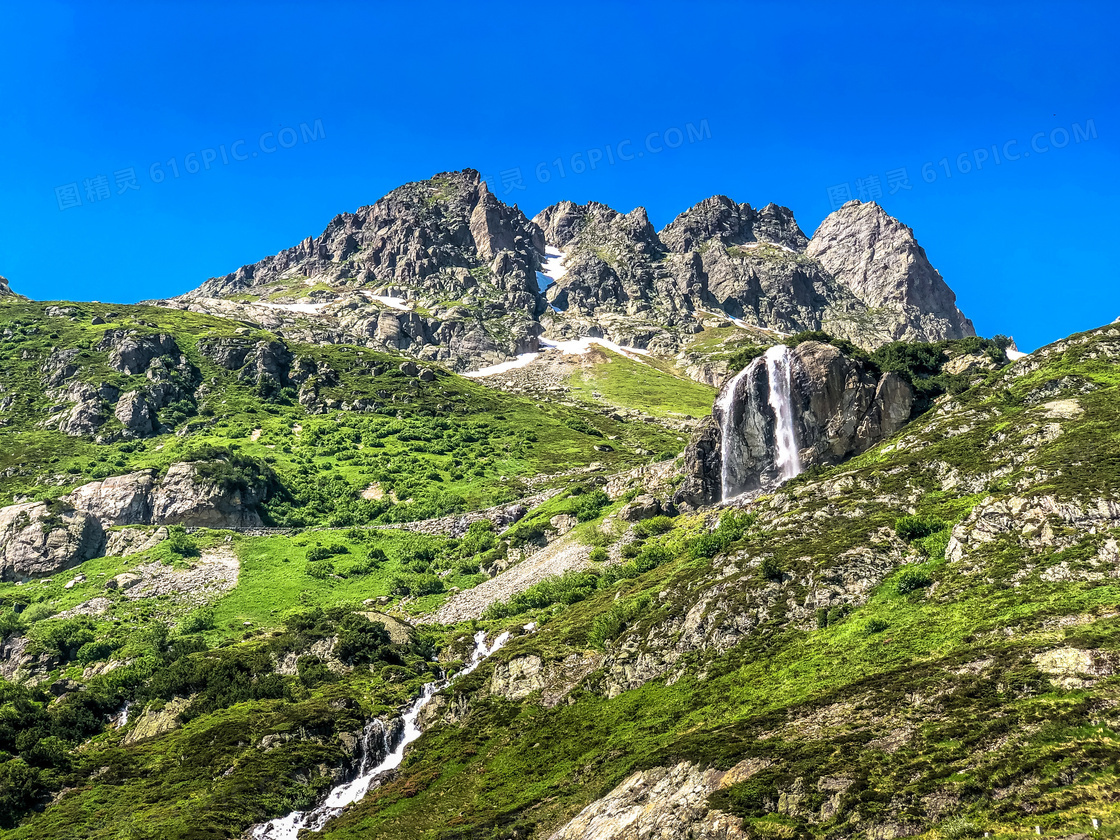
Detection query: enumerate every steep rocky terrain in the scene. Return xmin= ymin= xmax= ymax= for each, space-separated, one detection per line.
xmin=1 ymin=171 xmax=1116 ymax=840
xmin=162 ymin=170 xmax=975 ymax=378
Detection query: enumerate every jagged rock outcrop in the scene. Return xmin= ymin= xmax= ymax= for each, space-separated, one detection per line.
xmin=175 ymin=170 xmax=544 ymax=368
xmin=0 ymin=463 xmax=273 ymax=579
xmin=547 ymin=761 xmax=752 ymax=840
xmin=0 ymin=275 xmax=16 ymax=298
xmin=806 ymin=200 xmax=975 ymax=344
xmin=149 ymin=463 xmax=269 ymax=528
xmin=0 ymin=501 xmax=105 ymax=581
xmin=678 ymin=341 xmax=914 ymax=504
xmin=164 ymin=171 xmax=975 ymax=367
xmin=114 ymin=390 xmax=156 ymax=438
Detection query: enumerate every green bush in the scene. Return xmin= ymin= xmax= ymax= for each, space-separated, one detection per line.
xmin=178 ymin=608 xmax=216 ymax=634
xmin=634 ymin=515 xmax=674 ymax=538
xmin=896 ymin=567 xmax=933 ymax=594
xmin=307 ymin=544 xmax=349 ymax=562
xmin=621 ymin=541 xmax=643 ymax=559
xmin=895 ymin=515 xmax=947 ymax=542
xmin=865 ymin=618 xmax=890 ymax=635
xmin=939 ymin=817 xmax=983 ymax=839
xmin=588 ymin=547 xmax=609 ymax=563
xmin=588 ymin=596 xmax=651 ymax=649
xmin=575 ymin=490 xmax=611 ymax=522
xmin=759 ymin=557 xmax=783 ymax=582
xmin=166 ymin=524 xmax=200 ymax=558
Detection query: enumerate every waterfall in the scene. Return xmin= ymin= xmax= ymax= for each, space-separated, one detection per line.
xmin=248 ymin=630 xmax=511 ymax=839
xmin=717 ymin=365 xmax=753 ymax=502
xmin=763 ymin=345 xmax=802 ymax=482
xmin=719 ymin=344 xmax=802 ymax=500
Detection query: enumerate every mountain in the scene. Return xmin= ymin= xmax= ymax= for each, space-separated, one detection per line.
xmin=0 ymin=276 xmax=19 ymax=298
xmin=4 ymin=170 xmax=1118 ymax=840
xmin=166 ymin=169 xmax=975 ymax=373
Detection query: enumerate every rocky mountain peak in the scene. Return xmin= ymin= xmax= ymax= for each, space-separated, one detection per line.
xmin=806 ymin=200 xmax=975 ymax=341
xmin=0 ymin=275 xmax=17 ymax=297
xmin=658 ymin=196 xmax=808 ymax=253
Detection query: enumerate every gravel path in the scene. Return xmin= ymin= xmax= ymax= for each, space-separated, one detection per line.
xmin=426 ymin=532 xmax=592 ymax=625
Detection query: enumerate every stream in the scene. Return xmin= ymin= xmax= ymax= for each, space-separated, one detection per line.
xmin=248 ymin=629 xmax=511 ymax=839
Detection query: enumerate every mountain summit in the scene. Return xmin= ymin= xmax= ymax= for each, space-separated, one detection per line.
xmin=168 ymin=169 xmax=974 ymax=370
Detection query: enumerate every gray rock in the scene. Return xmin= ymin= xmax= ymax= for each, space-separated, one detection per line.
xmin=679 ymin=341 xmax=914 ymax=503
xmin=0 ymin=501 xmax=105 ymax=581
xmin=805 ymin=200 xmax=975 ymax=343
xmin=114 ymin=390 xmax=156 ymax=438
xmin=96 ymin=330 xmax=180 ymax=375
xmin=619 ymin=494 xmax=662 ymax=522
xmin=66 ymin=471 xmax=155 ymax=526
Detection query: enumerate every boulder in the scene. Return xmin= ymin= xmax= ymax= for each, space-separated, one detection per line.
xmin=105 ymin=572 xmax=141 ymax=591
xmin=66 ymin=472 xmax=155 ymax=526
xmin=114 ymin=390 xmax=156 ymax=438
xmin=619 ymin=494 xmax=662 ymax=522
xmin=149 ymin=462 xmax=269 ymax=528
xmin=96 ymin=330 xmax=180 ymax=375
xmin=0 ymin=501 xmax=105 ymax=581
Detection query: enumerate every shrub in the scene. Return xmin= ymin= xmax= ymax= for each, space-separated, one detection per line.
xmin=621 ymin=541 xmax=643 ymax=559
xmin=895 ymin=515 xmax=946 ymax=542
xmin=896 ymin=567 xmax=933 ymax=594
xmin=588 ymin=596 xmax=650 ymax=649
xmin=166 ymin=525 xmax=200 ymax=558
xmin=865 ymin=618 xmax=890 ymax=635
xmin=305 ymin=561 xmax=335 ymax=579
xmin=939 ymin=817 xmax=982 ymax=839
xmin=588 ymin=547 xmax=609 ymax=563
xmin=575 ymin=490 xmax=610 ymax=522
xmin=307 ymin=544 xmax=349 ymax=562
xmin=759 ymin=557 xmax=783 ymax=582
xmin=178 ymin=608 xmax=216 ymax=634
xmin=634 ymin=515 xmax=674 ymax=538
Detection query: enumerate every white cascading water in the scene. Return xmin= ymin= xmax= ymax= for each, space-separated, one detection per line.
xmin=717 ymin=365 xmax=753 ymax=501
xmin=249 ymin=630 xmax=511 ymax=840
xmin=763 ymin=344 xmax=803 ymax=482
xmin=720 ymin=344 xmax=802 ymax=500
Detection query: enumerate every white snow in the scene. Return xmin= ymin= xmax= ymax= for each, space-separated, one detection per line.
xmin=540 ymin=247 xmax=569 ymax=284
xmin=539 ymin=336 xmax=652 ymax=362
xmin=462 ymin=353 xmax=542 ymax=378
xmin=1006 ymin=348 xmax=1029 ymax=360
xmin=460 ymin=336 xmax=655 ymax=378
xmin=360 ymin=291 xmax=411 ymax=311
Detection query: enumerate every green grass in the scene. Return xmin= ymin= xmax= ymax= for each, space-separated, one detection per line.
xmin=568 ymin=346 xmax=715 ymax=419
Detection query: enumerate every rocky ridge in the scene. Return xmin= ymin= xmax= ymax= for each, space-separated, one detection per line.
xmin=165 ymin=170 xmax=975 ymax=372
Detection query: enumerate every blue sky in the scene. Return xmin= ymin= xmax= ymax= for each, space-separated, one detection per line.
xmin=1 ymin=1 xmax=1116 ymax=351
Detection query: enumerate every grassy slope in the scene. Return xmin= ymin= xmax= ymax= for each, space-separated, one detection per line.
xmin=6 ymin=306 xmax=1120 ymax=840
xmin=313 ymin=324 xmax=1120 ymax=840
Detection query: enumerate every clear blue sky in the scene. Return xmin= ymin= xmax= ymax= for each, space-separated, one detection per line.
xmin=1 ymin=1 xmax=1116 ymax=351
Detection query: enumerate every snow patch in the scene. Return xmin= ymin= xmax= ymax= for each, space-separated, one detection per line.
xmin=1006 ymin=348 xmax=1029 ymax=361
xmin=539 ymin=337 xmax=653 ymax=364
xmin=360 ymin=291 xmax=411 ymax=311
xmin=540 ymin=247 xmax=569 ymax=284
xmin=462 ymin=353 xmax=542 ymax=378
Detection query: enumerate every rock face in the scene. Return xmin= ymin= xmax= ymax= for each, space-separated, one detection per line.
xmin=166 ymin=171 xmax=974 ymax=367
xmin=0 ymin=463 xmax=273 ymax=579
xmin=678 ymin=341 xmax=914 ymax=504
xmin=0 ymin=275 xmax=16 ymax=298
xmin=177 ymin=170 xmax=544 ymax=368
xmin=0 ymin=502 xmax=105 ymax=581
xmin=806 ymin=201 xmax=975 ymax=344
xmin=547 ymin=761 xmax=751 ymax=840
